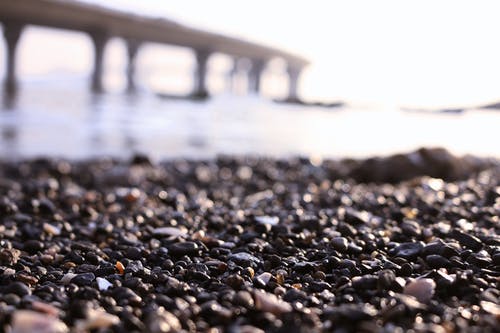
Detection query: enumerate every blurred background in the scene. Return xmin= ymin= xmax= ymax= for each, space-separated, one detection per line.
xmin=0 ymin=0 xmax=499 ymax=160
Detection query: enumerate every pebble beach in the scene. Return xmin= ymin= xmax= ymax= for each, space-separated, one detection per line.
xmin=0 ymin=148 xmax=499 ymax=332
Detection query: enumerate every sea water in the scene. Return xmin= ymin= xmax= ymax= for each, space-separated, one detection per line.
xmin=1 ymin=78 xmax=499 ymax=161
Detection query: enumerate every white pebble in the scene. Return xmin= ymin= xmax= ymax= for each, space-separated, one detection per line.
xmin=153 ymin=227 xmax=187 ymax=237
xmin=96 ymin=277 xmax=113 ymax=291
xmin=255 ymin=216 xmax=279 ymax=226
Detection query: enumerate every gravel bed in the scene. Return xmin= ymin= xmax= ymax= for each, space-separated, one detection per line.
xmin=0 ymin=150 xmax=499 ymax=332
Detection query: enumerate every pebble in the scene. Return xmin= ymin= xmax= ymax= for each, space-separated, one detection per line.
xmin=96 ymin=277 xmax=113 ymax=291
xmin=401 ymin=220 xmax=422 ymax=237
xmin=75 ymin=308 xmax=120 ymax=331
xmin=168 ymin=241 xmax=200 ymax=256
xmin=254 ymin=290 xmax=292 ymax=315
xmin=331 ymin=237 xmax=349 ymax=252
xmin=23 ymin=240 xmax=44 ymax=253
xmin=153 ymin=227 xmax=187 ymax=237
xmin=255 ymin=216 xmax=279 ymax=226
xmin=10 ymin=310 xmax=68 ymax=333
xmin=425 ymin=254 xmax=452 ymax=268
xmin=5 ymin=282 xmax=31 ymax=297
xmin=43 ymin=223 xmax=61 ymax=236
xmin=255 ymin=272 xmax=272 ymax=286
xmin=392 ymin=242 xmax=424 ymax=259
xmin=70 ymin=272 xmax=95 ymax=286
xmin=0 ymin=154 xmax=498 ymax=332
xmin=403 ymin=278 xmax=436 ymax=303
xmin=451 ymin=229 xmax=483 ymax=251
xmin=228 ymin=252 xmax=261 ymax=267
xmin=146 ymin=308 xmax=182 ymax=333
xmin=61 ymin=273 xmax=77 ymax=285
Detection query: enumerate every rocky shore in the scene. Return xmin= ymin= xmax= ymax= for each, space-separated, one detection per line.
xmin=0 ymin=148 xmax=499 ymax=332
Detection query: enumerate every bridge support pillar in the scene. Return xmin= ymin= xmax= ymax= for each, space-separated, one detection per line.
xmin=89 ymin=31 xmax=108 ymax=93
xmin=192 ymin=49 xmax=211 ymax=99
xmin=227 ymin=57 xmax=239 ymax=92
xmin=248 ymin=60 xmax=264 ymax=94
xmin=2 ymin=21 xmax=24 ymax=96
xmin=125 ymin=39 xmax=141 ymax=93
xmin=287 ymin=65 xmax=302 ymax=102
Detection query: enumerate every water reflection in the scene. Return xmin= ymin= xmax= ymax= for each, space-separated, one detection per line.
xmin=1 ymin=80 xmax=500 ymax=160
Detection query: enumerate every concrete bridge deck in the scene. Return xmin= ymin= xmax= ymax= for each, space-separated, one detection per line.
xmin=0 ymin=0 xmax=309 ymax=99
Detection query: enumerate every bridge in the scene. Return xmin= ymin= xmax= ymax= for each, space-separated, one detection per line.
xmin=0 ymin=0 xmax=309 ymax=100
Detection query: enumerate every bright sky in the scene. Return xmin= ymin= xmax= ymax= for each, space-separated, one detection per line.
xmin=79 ymin=0 xmax=500 ymax=107
xmin=6 ymin=0 xmax=500 ymax=107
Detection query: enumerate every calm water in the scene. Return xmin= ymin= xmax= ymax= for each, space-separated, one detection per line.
xmin=1 ymin=78 xmax=500 ymax=161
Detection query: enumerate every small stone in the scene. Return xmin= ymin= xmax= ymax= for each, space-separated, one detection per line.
xmin=75 ymin=308 xmax=119 ymax=331
xmin=16 ymin=273 xmax=38 ymax=285
xmin=425 ymin=254 xmax=452 ymax=268
xmin=10 ymin=310 xmax=68 ymax=333
xmin=96 ymin=277 xmax=113 ymax=291
xmin=451 ymin=229 xmax=482 ymax=251
xmin=115 ymin=261 xmax=125 ymax=274
xmin=153 ymin=227 xmax=187 ymax=237
xmin=200 ymin=300 xmax=232 ymax=323
xmin=325 ymin=303 xmax=377 ymax=321
xmin=331 ymin=237 xmax=349 ymax=252
xmin=43 ymin=223 xmax=61 ymax=236
xmin=23 ymin=240 xmax=44 ymax=254
xmin=377 ymin=269 xmax=396 ymax=290
xmin=392 ymin=242 xmax=424 ymax=259
xmin=0 ymin=248 xmax=21 ymax=265
xmin=233 ymin=291 xmax=254 ymax=308
xmin=228 ymin=252 xmax=261 ymax=267
xmin=492 ymin=253 xmax=500 ymax=266
xmin=31 ymin=301 xmax=60 ymax=317
xmin=112 ymin=287 xmax=142 ymax=305
xmin=233 ymin=325 xmax=265 ymax=333
xmin=255 ymin=216 xmax=279 ymax=226
xmin=5 ymin=282 xmax=31 ymax=297
xmin=466 ymin=252 xmax=492 ymax=267
xmin=480 ymin=301 xmax=500 ymax=317
xmin=125 ymin=247 xmax=142 ymax=260
xmin=168 ymin=242 xmax=200 ymax=256
xmin=401 ymin=220 xmax=422 ymax=237
xmin=71 ymin=273 xmax=95 ymax=286
xmin=403 ymin=278 xmax=436 ymax=303
xmin=3 ymin=293 xmax=21 ymax=306
xmin=255 ymin=272 xmax=272 ymax=286
xmin=146 ymin=308 xmax=181 ymax=333
xmin=254 ymin=290 xmax=292 ymax=315
xmin=352 ymin=275 xmax=378 ymax=290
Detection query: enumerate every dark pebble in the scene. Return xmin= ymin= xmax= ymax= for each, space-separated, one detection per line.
xmin=331 ymin=237 xmax=349 ymax=252
xmin=425 ymin=254 xmax=452 ymax=268
xmin=466 ymin=253 xmax=492 ymax=267
xmin=451 ymin=229 xmax=483 ymax=251
xmin=228 ymin=252 xmax=261 ymax=267
xmin=168 ymin=242 xmax=201 ymax=256
xmin=23 ymin=240 xmax=44 ymax=253
xmin=71 ymin=273 xmax=95 ymax=286
xmin=392 ymin=242 xmax=424 ymax=259
xmin=4 ymin=282 xmax=31 ymax=297
xmin=126 ymin=247 xmax=143 ymax=260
